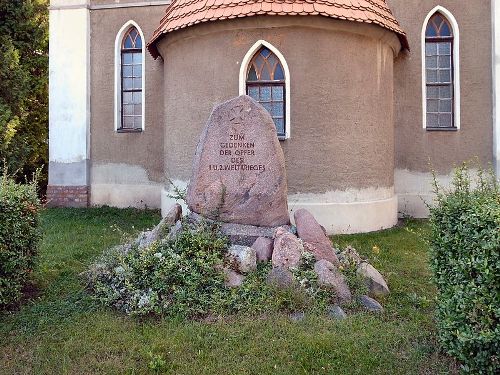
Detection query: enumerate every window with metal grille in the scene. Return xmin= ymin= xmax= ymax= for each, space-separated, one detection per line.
xmin=120 ymin=27 xmax=143 ymax=131
xmin=246 ymin=47 xmax=286 ymax=139
xmin=425 ymin=12 xmax=454 ymax=129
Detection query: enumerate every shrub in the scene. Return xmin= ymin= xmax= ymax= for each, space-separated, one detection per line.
xmin=85 ymin=221 xmax=329 ymax=318
xmin=0 ymin=170 xmax=41 ymax=309
xmin=428 ymin=165 xmax=500 ymax=374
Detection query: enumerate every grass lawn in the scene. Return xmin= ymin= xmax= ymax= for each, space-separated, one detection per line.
xmin=0 ymin=208 xmax=457 ymax=374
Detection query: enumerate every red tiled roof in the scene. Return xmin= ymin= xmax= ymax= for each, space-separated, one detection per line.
xmin=147 ymin=0 xmax=409 ymax=59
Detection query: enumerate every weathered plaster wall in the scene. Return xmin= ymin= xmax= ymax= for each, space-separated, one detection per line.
xmin=89 ymin=3 xmax=168 ymax=207
xmin=157 ymin=16 xmax=399 ymax=196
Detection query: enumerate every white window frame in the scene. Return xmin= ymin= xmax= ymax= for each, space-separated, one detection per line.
xmin=114 ymin=20 xmax=146 ymax=131
xmin=421 ymin=5 xmax=461 ymax=130
xmin=239 ymin=40 xmax=291 ymax=139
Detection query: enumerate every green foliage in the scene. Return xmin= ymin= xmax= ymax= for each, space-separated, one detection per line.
xmin=428 ymin=164 xmax=500 ymax=374
xmin=0 ymin=170 xmax=41 ymax=308
xmin=0 ymin=0 xmax=49 ymax=186
xmin=86 ymin=222 xmax=330 ymax=318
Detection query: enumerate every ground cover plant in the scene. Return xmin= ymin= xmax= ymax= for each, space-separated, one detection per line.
xmin=428 ymin=166 xmax=500 ymax=374
xmin=0 ymin=208 xmax=458 ymax=374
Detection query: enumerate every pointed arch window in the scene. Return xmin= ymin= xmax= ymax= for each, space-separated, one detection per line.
xmin=424 ymin=12 xmax=455 ymax=129
xmin=119 ymin=26 xmax=143 ymax=131
xmin=246 ymin=47 xmax=286 ymax=138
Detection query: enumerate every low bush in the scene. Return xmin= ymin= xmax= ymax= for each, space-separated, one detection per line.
xmin=0 ymin=170 xmax=41 ymax=309
xmin=85 ymin=221 xmax=329 ymax=318
xmin=428 ymin=165 xmax=500 ymax=373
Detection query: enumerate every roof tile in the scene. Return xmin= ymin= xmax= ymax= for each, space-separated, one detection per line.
xmin=147 ymin=0 xmax=408 ymax=58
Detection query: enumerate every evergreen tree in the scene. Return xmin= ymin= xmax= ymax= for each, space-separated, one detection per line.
xmin=0 ymin=0 xmax=48 ymax=188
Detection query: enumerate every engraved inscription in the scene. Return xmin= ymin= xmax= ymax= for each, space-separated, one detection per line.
xmin=209 ymin=132 xmax=266 ymax=172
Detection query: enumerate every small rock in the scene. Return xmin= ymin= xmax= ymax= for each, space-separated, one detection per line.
xmin=327 ymin=305 xmax=347 ymax=320
xmin=164 ymin=203 xmax=183 ymax=225
xmin=228 ymin=245 xmax=257 ymax=274
xmin=357 ymin=262 xmax=390 ymax=297
xmin=252 ymin=237 xmax=274 ymax=262
xmin=294 ymin=209 xmax=339 ymax=265
xmin=303 ymin=242 xmax=340 ymax=266
xmin=314 ymin=259 xmax=352 ymax=305
xmin=168 ymin=220 xmax=183 ymax=240
xmin=359 ymin=295 xmax=384 ymax=312
xmin=136 ymin=204 xmax=183 ymax=249
xmin=338 ymin=246 xmax=364 ymax=266
xmin=266 ymin=267 xmax=295 ymax=288
xmin=224 ymin=268 xmax=245 ymax=288
xmin=289 ymin=311 xmax=305 ymax=322
xmin=272 ymin=228 xmax=303 ymax=269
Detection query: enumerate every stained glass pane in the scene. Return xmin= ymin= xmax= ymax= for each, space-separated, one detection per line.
xmin=427 ymin=86 xmax=439 ymax=99
xmin=426 ymin=56 xmax=437 ymax=69
xmin=123 ymin=104 xmax=133 ymax=116
xmin=274 ymin=64 xmax=284 ymax=80
xmin=248 ymin=86 xmax=259 ymax=98
xmin=440 ymin=23 xmax=451 ymax=37
xmin=438 ymin=56 xmax=451 ymax=69
xmin=439 ymin=70 xmax=451 ymax=83
xmin=262 ymin=102 xmax=272 ymax=113
xmin=439 ymin=43 xmax=451 ymax=55
xmin=133 ymin=53 xmax=142 ymax=64
xmin=426 ymin=25 xmax=437 ymax=37
xmin=123 ymin=53 xmax=133 ymax=64
xmin=123 ymin=78 xmax=133 ymax=90
xmin=272 ymin=86 xmax=284 ymax=100
xmin=124 ymin=36 xmax=133 ymax=49
xmin=426 ymin=69 xmax=438 ymax=83
xmin=274 ymin=118 xmax=285 ymax=135
xmin=123 ymin=66 xmax=133 ymax=77
xmin=260 ymin=66 xmax=271 ymax=80
xmin=427 ymin=99 xmax=439 ymax=112
xmin=248 ymin=66 xmax=258 ymax=81
xmin=440 ymin=86 xmax=452 ymax=99
xmin=260 ymin=48 xmax=271 ymax=58
xmin=271 ymin=102 xmax=284 ymax=117
xmin=426 ymin=43 xmax=437 ymax=56
xmin=135 ymin=35 xmax=142 ymax=49
xmin=134 ymin=104 xmax=142 ymax=116
xmin=260 ymin=87 xmax=271 ymax=101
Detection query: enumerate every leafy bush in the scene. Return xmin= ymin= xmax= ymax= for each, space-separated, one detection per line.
xmin=0 ymin=170 xmax=41 ymax=309
xmin=428 ymin=165 xmax=500 ymax=374
xmin=86 ymin=221 xmax=329 ymax=318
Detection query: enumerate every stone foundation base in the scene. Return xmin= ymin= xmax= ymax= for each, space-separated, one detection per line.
xmin=46 ymin=185 xmax=89 ymax=208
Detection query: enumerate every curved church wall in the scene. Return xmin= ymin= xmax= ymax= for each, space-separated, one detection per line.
xmin=157 ymin=16 xmax=400 ymax=233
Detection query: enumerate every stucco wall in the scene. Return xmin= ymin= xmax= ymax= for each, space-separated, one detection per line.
xmin=389 ymin=0 xmax=493 ymax=173
xmin=89 ymin=4 xmax=169 ymax=202
xmin=157 ymin=16 xmax=399 ymax=196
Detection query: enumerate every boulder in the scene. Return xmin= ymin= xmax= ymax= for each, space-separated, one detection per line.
xmin=266 ymin=267 xmax=295 ymax=288
xmin=186 ymin=95 xmax=290 ymax=227
xmin=224 ymin=268 xmax=245 ymax=288
xmin=252 ymin=237 xmax=274 ymax=262
xmin=272 ymin=228 xmax=303 ymax=269
xmin=357 ymin=262 xmax=390 ymax=297
xmin=327 ymin=305 xmax=347 ymax=320
xmin=294 ymin=209 xmax=339 ymax=265
xmin=314 ymin=259 xmax=352 ymax=305
xmin=228 ymin=245 xmax=257 ymax=274
xmin=359 ymin=295 xmax=384 ymax=312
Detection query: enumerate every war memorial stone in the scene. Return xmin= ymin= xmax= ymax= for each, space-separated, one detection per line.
xmin=187 ymin=95 xmax=290 ymax=227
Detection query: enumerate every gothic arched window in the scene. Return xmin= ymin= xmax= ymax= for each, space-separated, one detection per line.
xmin=120 ymin=26 xmax=143 ymax=131
xmin=424 ymin=12 xmax=455 ymax=129
xmin=246 ymin=47 xmax=286 ymax=138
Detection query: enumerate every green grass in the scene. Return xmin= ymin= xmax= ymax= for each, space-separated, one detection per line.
xmin=0 ymin=208 xmax=457 ymax=374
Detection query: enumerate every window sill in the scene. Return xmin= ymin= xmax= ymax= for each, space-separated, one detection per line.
xmin=426 ymin=127 xmax=458 ymax=132
xmin=117 ymin=128 xmax=143 ymax=133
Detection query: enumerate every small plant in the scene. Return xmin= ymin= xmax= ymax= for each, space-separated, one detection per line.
xmin=146 ymin=351 xmax=168 ymax=373
xmin=428 ymin=163 xmax=499 ymax=374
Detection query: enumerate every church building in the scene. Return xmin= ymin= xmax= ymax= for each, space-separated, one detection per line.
xmin=48 ymin=0 xmax=500 ymax=234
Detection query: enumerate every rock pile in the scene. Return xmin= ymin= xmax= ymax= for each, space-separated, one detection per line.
xmin=219 ymin=207 xmax=390 ymax=315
